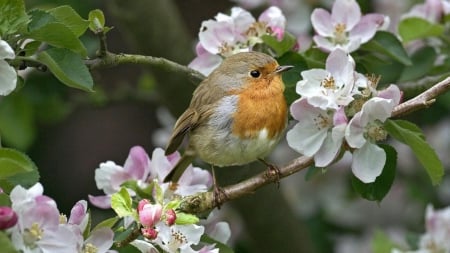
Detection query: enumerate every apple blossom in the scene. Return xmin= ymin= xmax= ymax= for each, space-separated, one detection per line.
xmin=345 ymin=95 xmax=399 ymax=183
xmin=311 ymin=0 xmax=388 ymax=52
xmin=89 ymin=146 xmax=212 ymax=208
xmin=9 ymin=183 xmax=81 ymax=252
xmin=0 ymin=38 xmax=17 ymax=96
xmin=189 ymin=6 xmax=287 ymax=75
xmin=296 ymin=49 xmax=357 ymax=110
xmin=287 ymin=99 xmax=347 ymax=167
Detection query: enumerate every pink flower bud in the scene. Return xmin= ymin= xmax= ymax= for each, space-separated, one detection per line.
xmin=0 ymin=206 xmax=18 ymax=230
xmin=141 ymin=227 xmax=158 ymax=240
xmin=137 ymin=199 xmax=150 ymax=212
xmin=138 ymin=203 xmax=162 ymax=227
xmin=165 ymin=209 xmax=176 ymax=226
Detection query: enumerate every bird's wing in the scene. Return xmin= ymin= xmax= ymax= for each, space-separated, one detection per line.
xmin=165 ymin=108 xmax=200 ymax=155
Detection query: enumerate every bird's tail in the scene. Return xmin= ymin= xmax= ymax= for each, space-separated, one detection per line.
xmin=163 ymin=154 xmax=195 ymax=183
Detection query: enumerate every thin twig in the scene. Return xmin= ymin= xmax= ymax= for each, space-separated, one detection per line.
xmin=85 ymin=52 xmax=205 ymax=84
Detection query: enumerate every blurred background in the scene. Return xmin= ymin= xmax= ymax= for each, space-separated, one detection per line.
xmin=1 ymin=0 xmax=449 ymax=252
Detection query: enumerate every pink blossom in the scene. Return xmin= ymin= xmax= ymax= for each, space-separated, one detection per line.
xmin=138 ymin=202 xmax=162 ymax=228
xmin=311 ymin=0 xmax=388 ymax=52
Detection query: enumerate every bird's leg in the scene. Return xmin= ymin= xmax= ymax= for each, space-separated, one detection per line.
xmin=259 ymin=158 xmax=281 ymax=187
xmin=211 ymin=166 xmax=228 ymax=209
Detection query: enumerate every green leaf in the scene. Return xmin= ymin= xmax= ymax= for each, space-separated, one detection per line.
xmin=277 ymin=52 xmax=308 ymax=105
xmin=0 ymin=231 xmax=18 ymax=253
xmin=0 ymin=94 xmax=36 ymax=150
xmin=0 ymin=148 xmax=39 ymax=194
xmin=371 ymin=230 xmax=400 ymax=253
xmin=262 ymin=32 xmax=296 ymax=56
xmin=398 ymin=17 xmax=444 ymax=43
xmin=22 ymin=40 xmax=42 ymax=56
xmin=360 ymin=31 xmax=412 ymax=65
xmin=111 ymin=187 xmax=136 ymax=219
xmin=37 ymin=48 xmax=94 ymax=91
xmin=92 ymin=216 xmax=119 ymax=231
xmin=302 ymin=48 xmax=327 ymax=69
xmin=399 ymin=46 xmax=437 ymax=82
xmin=175 ymin=212 xmax=199 ymax=225
xmin=358 ymin=54 xmax=405 ymax=84
xmin=0 ymin=148 xmax=38 ymax=178
xmin=0 ymin=192 xmax=11 ymax=206
xmin=88 ymin=9 xmax=106 ymax=33
xmin=351 ymin=144 xmax=397 ymax=202
xmin=48 ymin=5 xmax=89 ymax=37
xmin=385 ymin=119 xmax=444 ymax=185
xmin=29 ymin=23 xmax=87 ymax=56
xmin=201 ymin=234 xmax=235 ymax=253
xmin=0 ymin=0 xmax=29 ymax=36
xmin=28 ymin=9 xmax=56 ymax=32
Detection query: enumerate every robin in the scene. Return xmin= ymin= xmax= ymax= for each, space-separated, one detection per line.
xmin=163 ymin=51 xmax=293 ymax=184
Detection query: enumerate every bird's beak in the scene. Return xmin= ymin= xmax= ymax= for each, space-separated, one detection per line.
xmin=274 ymin=65 xmax=294 ymax=74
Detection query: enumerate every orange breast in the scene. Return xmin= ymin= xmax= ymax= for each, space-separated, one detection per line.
xmin=231 ymin=76 xmax=287 ymax=139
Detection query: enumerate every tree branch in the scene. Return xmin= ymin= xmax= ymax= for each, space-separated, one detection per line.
xmin=392 ymin=76 xmax=450 ymax=117
xmin=178 ymin=75 xmax=450 ymax=214
xmin=86 ymin=52 xmax=205 ymax=85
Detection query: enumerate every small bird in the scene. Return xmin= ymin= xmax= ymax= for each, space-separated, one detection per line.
xmin=164 ymin=51 xmax=293 ymax=183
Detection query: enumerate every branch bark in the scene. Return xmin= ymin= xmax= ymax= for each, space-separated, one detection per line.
xmin=86 ymin=52 xmax=205 ymax=85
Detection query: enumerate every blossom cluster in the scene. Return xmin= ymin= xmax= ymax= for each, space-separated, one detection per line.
xmin=286 ymin=49 xmax=401 ymax=183
xmin=0 ymin=183 xmax=114 ymax=253
xmin=89 ymin=146 xmax=230 ymax=253
xmin=189 ymin=6 xmax=287 ymax=75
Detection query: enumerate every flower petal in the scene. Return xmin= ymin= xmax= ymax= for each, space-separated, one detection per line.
xmin=0 ymin=60 xmax=17 ymax=96
xmin=188 ymin=51 xmax=223 ymax=76
xmin=350 ymin=13 xmax=386 ymax=44
xmin=345 ymin=111 xmax=366 ymax=148
xmin=359 ymin=97 xmax=395 ymax=124
xmin=331 ymin=0 xmax=361 ymax=30
xmin=199 ymin=20 xmax=235 ymax=54
xmin=287 ymin=100 xmax=330 ymax=156
xmin=296 ymin=68 xmax=329 ymax=97
xmin=326 ymin=49 xmax=354 ymax=86
xmin=85 ymin=227 xmax=114 ymax=253
xmin=311 ymin=9 xmax=334 ymax=37
xmin=88 ymin=195 xmax=111 ymax=209
xmin=314 ymin=124 xmax=346 ymax=167
xmin=377 ymin=84 xmax=402 ymax=105
xmin=0 ymin=40 xmax=15 ymax=59
xmin=123 ymin=146 xmax=150 ymax=181
xmin=259 ymin=6 xmax=286 ymax=31
xmin=351 ymin=142 xmax=385 ymax=183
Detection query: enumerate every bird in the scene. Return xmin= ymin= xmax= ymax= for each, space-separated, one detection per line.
xmin=163 ymin=51 xmax=293 ymax=184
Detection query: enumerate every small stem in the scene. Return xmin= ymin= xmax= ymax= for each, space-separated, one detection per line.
xmin=115 ymin=226 xmax=141 ymax=248
xmin=86 ymin=52 xmax=205 ymax=84
xmin=97 ymin=31 xmax=108 ymax=57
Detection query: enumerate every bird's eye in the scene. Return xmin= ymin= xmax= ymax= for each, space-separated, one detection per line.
xmin=250 ymin=70 xmax=261 ymax=78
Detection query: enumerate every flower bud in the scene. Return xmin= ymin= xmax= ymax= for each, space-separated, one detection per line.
xmin=165 ymin=209 xmax=176 ymax=226
xmin=138 ymin=203 xmax=162 ymax=228
xmin=0 ymin=206 xmax=18 ymax=230
xmin=141 ymin=227 xmax=158 ymax=240
xmin=137 ymin=199 xmax=150 ymax=212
